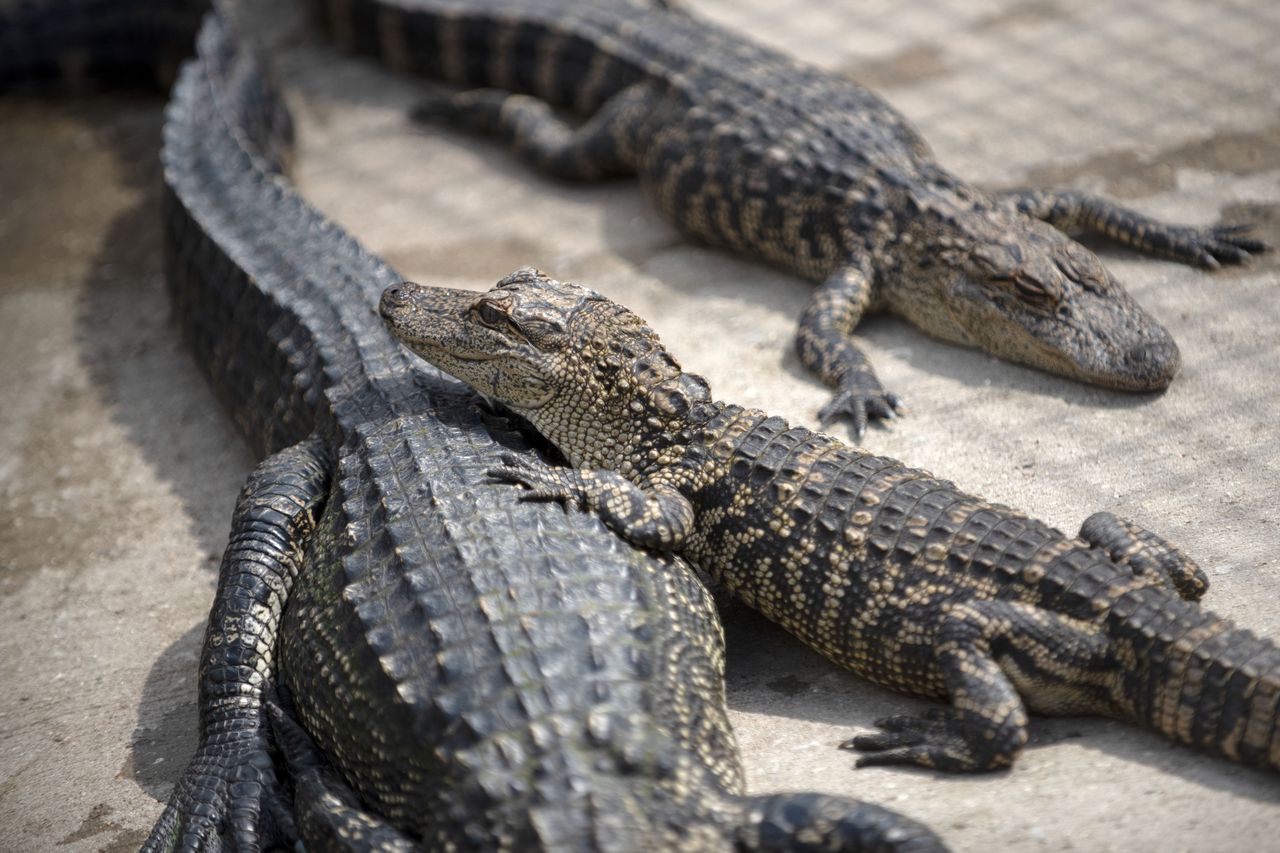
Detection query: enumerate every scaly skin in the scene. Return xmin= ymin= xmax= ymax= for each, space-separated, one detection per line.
xmin=382 ymin=268 xmax=1280 ymax=776
xmin=141 ymin=8 xmax=946 ymax=852
xmin=314 ymin=0 xmax=1269 ymax=440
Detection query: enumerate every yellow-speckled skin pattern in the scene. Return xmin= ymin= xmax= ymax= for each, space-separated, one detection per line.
xmin=320 ymin=0 xmax=1266 ymax=438
xmin=382 ymin=270 xmax=1280 ymax=778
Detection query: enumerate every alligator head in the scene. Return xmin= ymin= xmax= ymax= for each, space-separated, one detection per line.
xmin=379 ymin=268 xmax=710 ymax=469
xmin=890 ymin=204 xmax=1180 ymax=391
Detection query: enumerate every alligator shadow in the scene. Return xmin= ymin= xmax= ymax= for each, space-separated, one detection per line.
xmin=73 ymin=97 xmax=256 ymax=562
xmin=126 ymin=621 xmax=203 ymax=801
xmin=720 ymin=604 xmax=1280 ymax=802
xmin=63 ymin=98 xmax=254 ymax=810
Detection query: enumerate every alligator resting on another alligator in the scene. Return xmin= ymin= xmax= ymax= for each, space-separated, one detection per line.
xmin=0 ymin=1 xmax=947 ymax=850
xmin=383 ymin=268 xmax=1280 ymax=779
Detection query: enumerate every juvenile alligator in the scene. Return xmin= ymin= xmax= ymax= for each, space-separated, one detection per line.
xmin=127 ymin=7 xmax=944 ymax=852
xmin=382 ymin=268 xmax=1280 ymax=775
xmin=313 ymin=0 xmax=1268 ymax=438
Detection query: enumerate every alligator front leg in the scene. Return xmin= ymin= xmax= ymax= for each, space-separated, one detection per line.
xmin=1078 ymin=511 xmax=1209 ymax=601
xmin=413 ymin=83 xmax=656 ymax=180
xmin=487 ymin=453 xmax=695 ymax=550
xmin=843 ymin=601 xmax=1110 ymax=772
xmin=142 ymin=437 xmax=331 ymax=853
xmin=998 ymin=188 xmax=1269 ymax=269
xmin=797 ymin=264 xmax=902 ymax=442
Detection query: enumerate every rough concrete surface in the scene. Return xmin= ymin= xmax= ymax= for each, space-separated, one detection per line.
xmin=1 ymin=0 xmax=1278 ymax=850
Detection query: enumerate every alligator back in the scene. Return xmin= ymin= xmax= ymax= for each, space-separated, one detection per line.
xmin=691 ymin=405 xmax=1280 ymax=770
xmin=164 ymin=14 xmax=742 ymax=845
xmin=312 ymin=0 xmax=935 ymax=283
xmin=161 ymin=11 xmax=947 ymax=849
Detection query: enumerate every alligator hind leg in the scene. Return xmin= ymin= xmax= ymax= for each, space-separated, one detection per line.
xmin=267 ymin=689 xmax=417 ymax=852
xmin=1079 ymin=511 xmax=1208 ymax=601
xmin=997 ymin=188 xmax=1269 ymax=269
xmin=843 ymin=601 xmax=1111 ymax=772
xmin=796 ymin=262 xmax=902 ymax=442
xmin=142 ymin=437 xmax=331 ymax=853
xmin=413 ymin=82 xmax=655 ymax=180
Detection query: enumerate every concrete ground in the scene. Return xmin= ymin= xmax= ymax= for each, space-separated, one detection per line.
xmin=2 ymin=0 xmax=1278 ymax=850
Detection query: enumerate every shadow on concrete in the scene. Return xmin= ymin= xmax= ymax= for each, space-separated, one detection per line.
xmin=57 ymin=96 xmax=252 ymax=820
xmin=125 ymin=621 xmax=203 ymax=801
xmin=71 ymin=98 xmax=255 ymax=562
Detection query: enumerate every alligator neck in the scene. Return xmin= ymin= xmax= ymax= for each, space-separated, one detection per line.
xmin=164 ymin=9 xmax=453 ymax=456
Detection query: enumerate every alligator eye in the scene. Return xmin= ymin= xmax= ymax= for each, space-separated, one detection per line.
xmin=475 ymin=301 xmax=508 ymax=329
xmin=1055 ymin=254 xmax=1108 ymax=294
xmin=1012 ymin=273 xmax=1058 ymax=306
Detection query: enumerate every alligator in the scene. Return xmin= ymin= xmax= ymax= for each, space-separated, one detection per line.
xmin=309 ymin=0 xmax=1269 ymax=439
xmin=381 ymin=267 xmax=1280 ymax=776
xmin=0 ymin=2 xmax=949 ymax=849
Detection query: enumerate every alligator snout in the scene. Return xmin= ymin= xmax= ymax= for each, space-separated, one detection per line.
xmin=379 ymin=282 xmax=414 ymax=317
xmin=1121 ymin=335 xmax=1181 ymax=391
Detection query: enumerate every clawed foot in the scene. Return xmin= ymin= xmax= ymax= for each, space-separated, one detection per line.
xmin=487 ymin=453 xmax=586 ymax=507
xmin=1165 ymin=223 xmax=1269 ymax=269
xmin=819 ymin=378 xmax=903 ymax=443
xmin=842 ymin=709 xmax=953 ymax=769
xmin=841 ymin=708 xmax=1014 ymax=773
xmin=141 ymin=726 xmax=296 ymax=852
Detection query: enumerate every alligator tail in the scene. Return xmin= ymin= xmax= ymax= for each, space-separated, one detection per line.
xmin=306 ymin=0 xmax=652 ymax=113
xmin=1110 ymin=587 xmax=1280 ymax=772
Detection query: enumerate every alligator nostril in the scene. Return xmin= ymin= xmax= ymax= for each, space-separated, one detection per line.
xmin=382 ymin=283 xmax=413 ymax=308
xmin=379 ymin=283 xmax=413 ymax=319
xmin=1126 ymin=337 xmax=1181 ymax=389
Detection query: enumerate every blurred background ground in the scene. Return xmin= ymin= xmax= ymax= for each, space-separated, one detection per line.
xmin=1 ymin=0 xmax=1278 ymax=850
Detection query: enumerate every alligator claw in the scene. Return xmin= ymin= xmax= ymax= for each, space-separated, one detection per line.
xmin=841 ymin=709 xmax=1011 ymax=772
xmin=818 ymin=381 xmax=903 ymax=443
xmin=1172 ymin=223 xmax=1269 ymax=269
xmin=140 ymin=725 xmax=296 ymax=853
xmin=486 ymin=454 xmax=587 ymax=508
xmin=842 ymin=712 xmax=957 ymax=769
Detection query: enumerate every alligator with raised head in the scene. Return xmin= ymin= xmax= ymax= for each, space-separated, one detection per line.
xmin=382 ymin=268 xmax=1280 ymax=777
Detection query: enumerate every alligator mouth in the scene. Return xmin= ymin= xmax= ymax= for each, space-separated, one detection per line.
xmin=1018 ymin=318 xmax=1181 ymax=392
xmin=989 ymin=327 xmax=1179 ymax=392
xmin=946 ymin=281 xmax=1181 ymax=392
xmin=394 ymin=334 xmax=497 ymax=364
xmin=378 ymin=284 xmax=497 ymax=362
